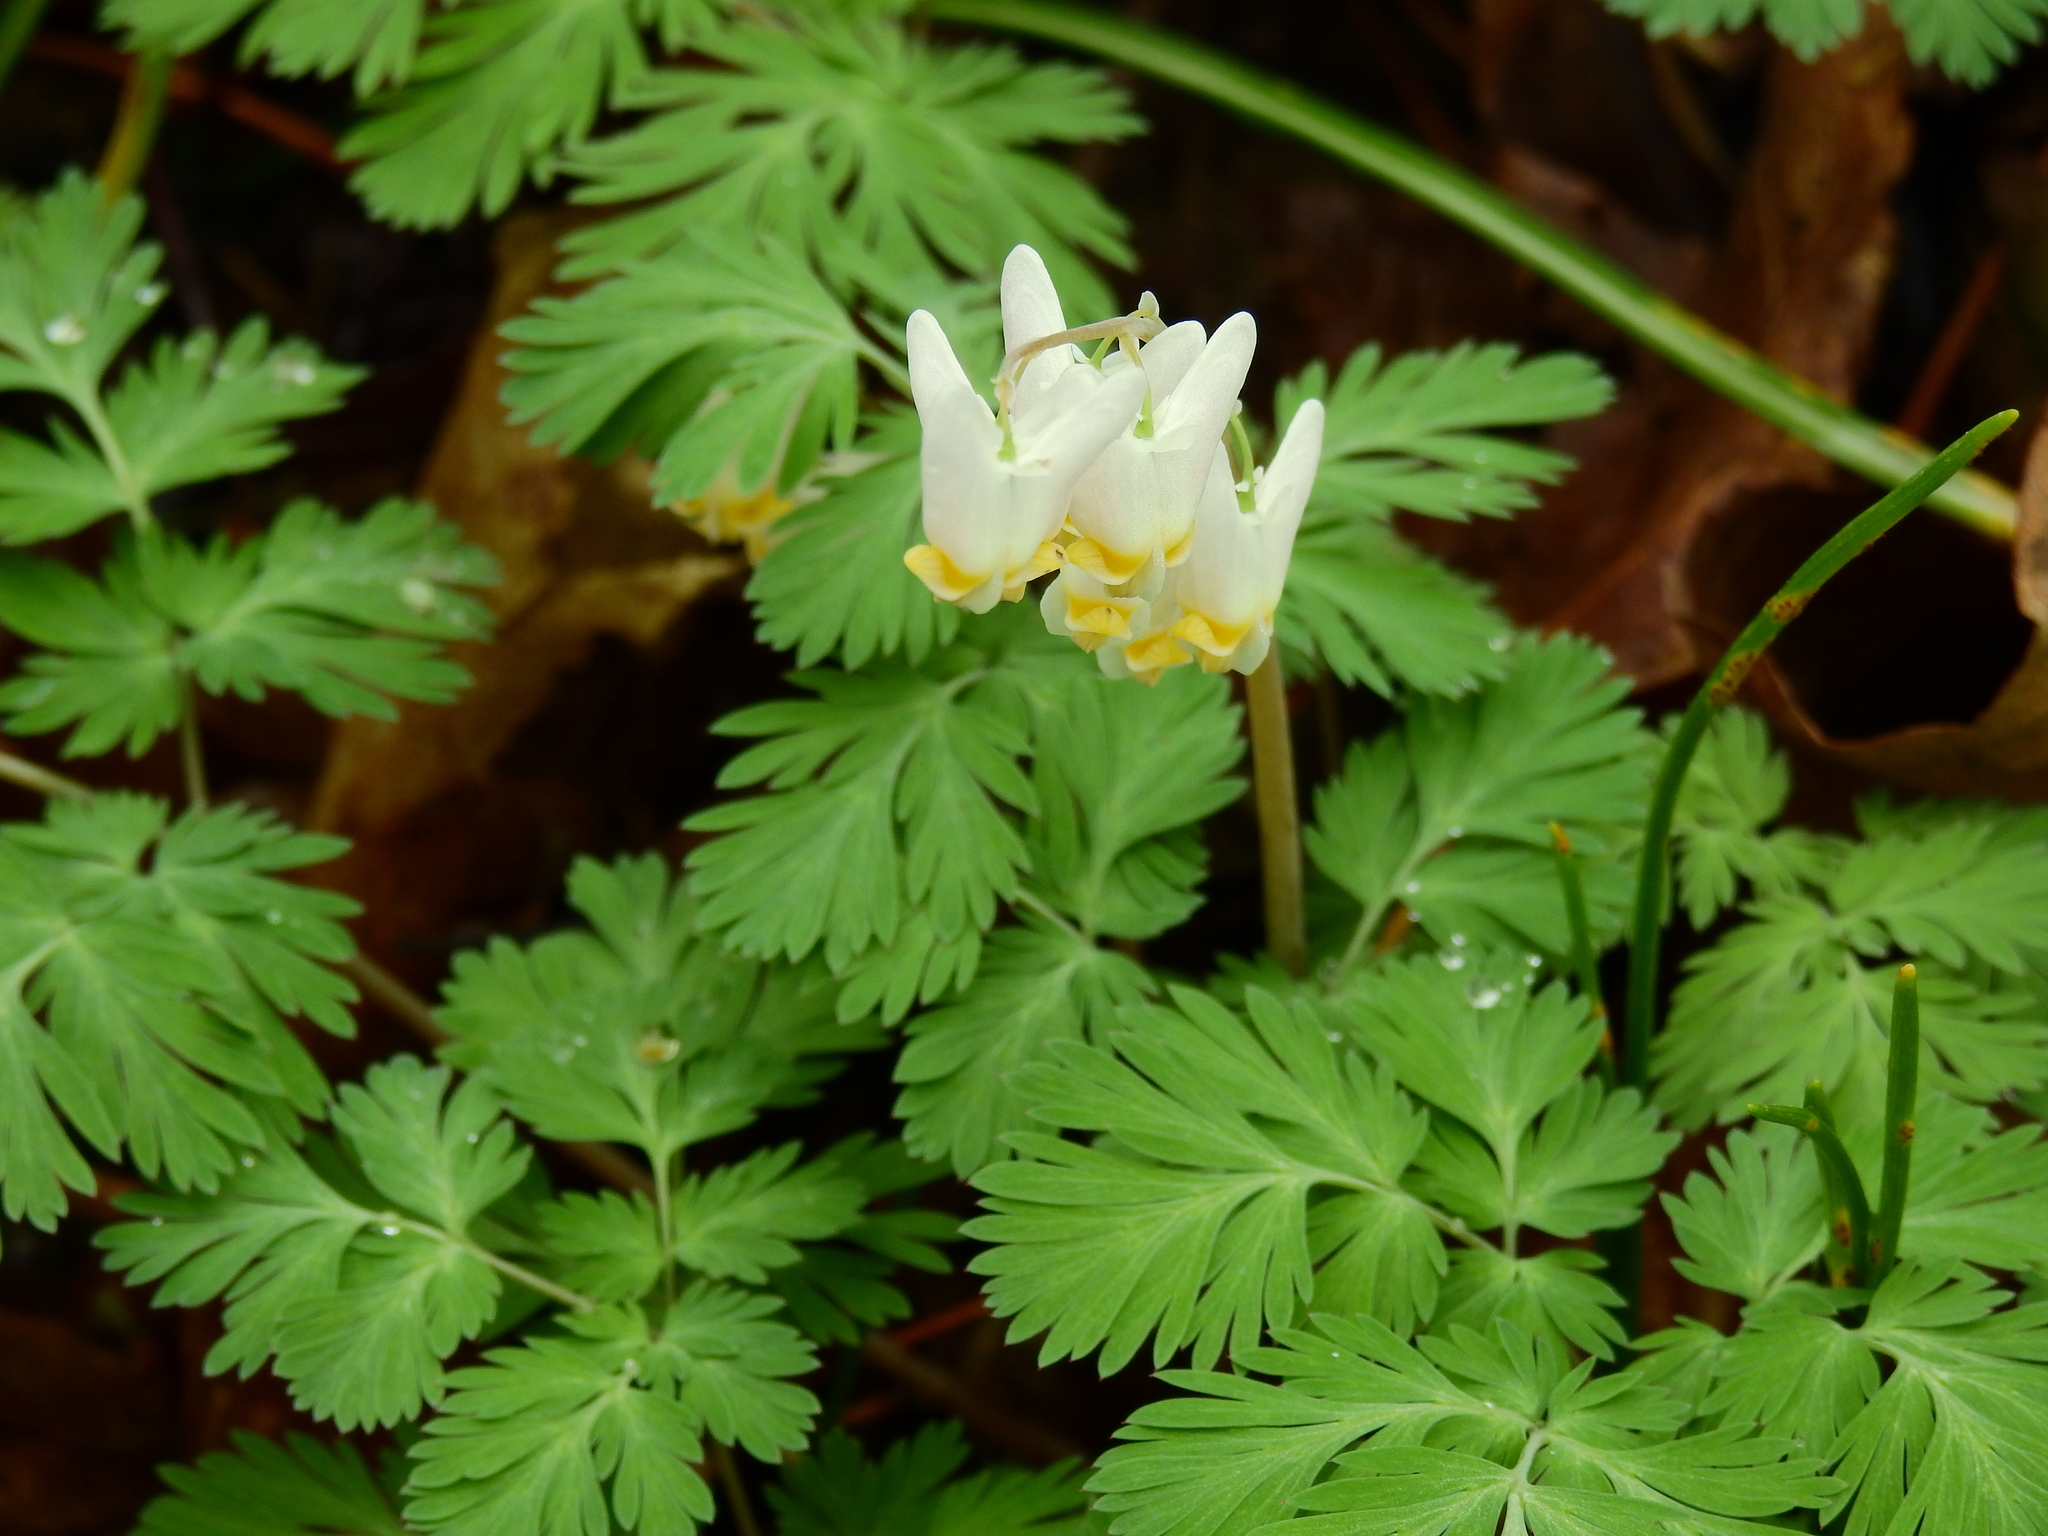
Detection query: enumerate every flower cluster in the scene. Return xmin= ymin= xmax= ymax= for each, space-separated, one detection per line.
xmin=903 ymin=246 xmax=1324 ymax=683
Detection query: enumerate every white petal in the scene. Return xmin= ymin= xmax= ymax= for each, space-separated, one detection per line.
xmin=908 ymin=310 xmax=1004 ymax=571
xmin=1139 ymin=320 xmax=1207 ymax=401
xmin=1002 ymin=245 xmax=1073 ymax=415
xmin=1177 ymin=447 xmax=1265 ymax=629
xmin=1255 ymin=396 xmax=1325 ymax=553
xmin=1152 ymin=312 xmax=1255 ymax=449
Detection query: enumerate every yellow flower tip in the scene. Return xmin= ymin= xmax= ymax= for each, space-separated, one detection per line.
xmin=1124 ymin=630 xmax=1192 ymax=678
xmin=1163 ymin=525 xmax=1196 ymax=566
xmin=904 ymin=543 xmax=987 ymax=603
xmin=1018 ymin=540 xmax=1064 ymax=583
xmin=676 ymin=483 xmax=795 ymax=560
xmin=1195 ymin=649 xmax=1238 ymax=674
xmin=1070 ymin=630 xmax=1112 ymax=653
xmin=1898 ymin=962 xmax=1917 ymax=982
xmin=1064 ymin=536 xmax=1148 ymax=585
xmin=1065 ymin=592 xmax=1139 ymax=638
xmin=1170 ymin=609 xmax=1251 ymax=658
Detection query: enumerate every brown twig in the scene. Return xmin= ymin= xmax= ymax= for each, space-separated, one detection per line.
xmin=28 ymin=32 xmax=345 ymax=171
xmin=1895 ymin=244 xmax=2007 ymax=443
xmin=859 ymin=1330 xmax=1083 ymax=1466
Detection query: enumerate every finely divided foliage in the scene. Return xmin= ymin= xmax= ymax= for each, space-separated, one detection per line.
xmin=25 ymin=1 xmax=2048 ymax=1533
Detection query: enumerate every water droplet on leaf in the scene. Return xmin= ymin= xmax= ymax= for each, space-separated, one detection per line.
xmin=43 ymin=314 xmax=84 ymax=345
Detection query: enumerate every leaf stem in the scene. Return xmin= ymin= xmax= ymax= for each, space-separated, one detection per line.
xmin=390 ymin=1216 xmax=597 ymax=1312
xmin=96 ymin=45 xmax=174 ymax=207
xmin=0 ymin=0 xmax=52 ymax=103
xmin=1011 ymin=884 xmax=1084 ymax=941
xmin=1869 ymin=963 xmax=1920 ymax=1286
xmin=1619 ymin=411 xmax=2016 ymax=1095
xmin=1246 ymin=649 xmax=1306 ymax=977
xmin=654 ymin=1151 xmax=677 ymax=1310
xmin=712 ymin=1444 xmax=764 ymax=1536
xmin=928 ymin=0 xmax=2018 ymax=537
xmin=0 ymin=747 xmax=91 ymax=802
xmin=176 ymin=674 xmax=208 ymax=809
xmin=1549 ymin=822 xmax=1612 ymax=1086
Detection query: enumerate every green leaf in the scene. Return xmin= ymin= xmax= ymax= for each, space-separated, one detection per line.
xmin=341 ymin=0 xmax=716 ymax=228
xmin=770 ymin=1424 xmax=1103 ymax=1536
xmin=0 ymin=177 xmax=359 ymax=540
xmin=556 ymin=14 xmax=1136 ymax=302
xmin=635 ymin=1281 xmax=821 ymax=1460
xmin=685 ymin=627 xmax=1055 ymax=969
xmin=1431 ymin=1246 xmax=1632 ymax=1359
xmin=967 ymin=987 xmax=1455 ymax=1371
xmin=1661 ymin=1124 xmax=1825 ymax=1304
xmin=135 ymin=1430 xmax=408 ymax=1536
xmin=0 ymin=500 xmax=495 ymax=756
xmin=1602 ymin=0 xmax=2048 ymax=88
xmin=1668 ymin=707 xmax=1835 ymax=930
xmin=1305 ymin=635 xmax=1651 ymax=960
xmin=98 ymin=1056 xmax=538 ymax=1430
xmin=539 ymin=1188 xmax=665 ymax=1303
xmin=1273 ymin=343 xmax=1609 ymax=696
xmin=670 ymin=1142 xmax=865 ymax=1282
xmin=894 ymin=921 xmax=1153 ymax=1177
xmin=437 ymin=854 xmax=872 ymax=1163
xmin=1026 ymin=666 xmax=1242 ymax=940
xmin=504 ymin=229 xmax=874 ymax=504
xmin=0 ymin=794 xmax=356 ymax=1229
xmin=747 ymin=412 xmax=961 ymax=670
xmin=403 ymin=1311 xmax=717 ymax=1536
xmin=1655 ymin=807 xmax=2048 ymax=1126
xmin=109 ymin=0 xmax=430 ymax=92
xmin=1089 ymin=1316 xmax=1832 ymax=1536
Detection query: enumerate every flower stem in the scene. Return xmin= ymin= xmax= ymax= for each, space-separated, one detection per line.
xmin=97 ymin=45 xmax=174 ymax=206
xmin=1869 ymin=963 xmax=1920 ymax=1286
xmin=1620 ymin=411 xmax=2016 ymax=1095
xmin=0 ymin=747 xmax=91 ymax=802
xmin=1549 ymin=823 xmax=1612 ymax=1087
xmin=712 ymin=1444 xmax=763 ymax=1536
xmin=929 ymin=0 xmax=2018 ymax=537
xmin=1246 ymin=649 xmax=1306 ymax=977
xmin=0 ymin=0 xmax=51 ymax=104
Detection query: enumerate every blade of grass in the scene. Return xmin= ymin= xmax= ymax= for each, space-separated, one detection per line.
xmin=1754 ymin=1084 xmax=1872 ymax=1288
xmin=1868 ymin=963 xmax=1920 ymax=1285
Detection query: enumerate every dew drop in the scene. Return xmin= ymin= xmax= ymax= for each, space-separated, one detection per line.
xmin=465 ymin=1132 xmax=480 ymax=1144
xmin=1487 ymin=634 xmax=1511 ymax=652
xmin=378 ymin=1224 xmax=401 ymax=1237
xmin=1446 ymin=825 xmax=1464 ymax=839
xmin=1438 ymin=950 xmax=1467 ymax=972
xmin=1449 ymin=932 xmax=1468 ymax=947
xmin=149 ymin=1216 xmax=164 ymax=1226
xmin=1325 ymin=1030 xmax=1342 ymax=1043
xmin=1461 ymin=477 xmax=1479 ymax=490
xmin=572 ymin=1033 xmax=588 ymax=1048
xmin=42 ymin=314 xmax=84 ymax=346
xmin=135 ymin=282 xmax=168 ymax=307
xmin=1466 ymin=981 xmax=1504 ymax=1010
xmin=273 ymin=356 xmax=317 ymax=387
xmin=622 ymin=1357 xmax=640 ymax=1376
xmin=1403 ymin=880 xmax=1422 ymax=895
xmin=550 ymin=1046 xmax=574 ymax=1065
xmin=1472 ymin=450 xmax=1490 ymax=465
xmin=240 ymin=1154 xmax=256 ymax=1167
xmin=399 ymin=577 xmax=435 ymax=613
xmin=264 ymin=909 xmax=283 ymax=924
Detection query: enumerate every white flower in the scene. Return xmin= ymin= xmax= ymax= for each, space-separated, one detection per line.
xmin=903 ymin=248 xmax=1145 ymax=614
xmin=1091 ymin=564 xmax=1199 ymax=685
xmin=1167 ymin=400 xmax=1326 ymax=676
xmin=1040 ymin=563 xmax=1149 ymax=653
xmin=1063 ymin=312 xmax=1256 ymax=591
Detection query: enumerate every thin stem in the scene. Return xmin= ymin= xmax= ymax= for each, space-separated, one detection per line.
xmin=68 ymin=387 xmax=153 ymax=528
xmin=0 ymin=0 xmax=52 ymax=103
xmin=1869 ymin=964 xmax=1920 ymax=1286
xmin=1246 ymin=649 xmax=1306 ymax=977
xmin=654 ymin=1152 xmax=677 ymax=1310
xmin=1011 ymin=884 xmax=1084 ymax=942
xmin=929 ymin=0 xmax=2019 ymax=538
xmin=1620 ymin=411 xmax=2016 ymax=1094
xmin=1753 ymin=1089 xmax=1872 ymax=1287
xmin=1549 ymin=822 xmax=1612 ymax=1085
xmin=390 ymin=1217 xmax=597 ymax=1312
xmin=711 ymin=1444 xmax=763 ymax=1536
xmin=97 ymin=45 xmax=174 ymax=206
xmin=176 ymin=676 xmax=208 ymax=809
xmin=0 ymin=747 xmax=91 ymax=801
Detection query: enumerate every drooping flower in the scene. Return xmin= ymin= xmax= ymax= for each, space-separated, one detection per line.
xmin=1167 ymin=400 xmax=1326 ymax=676
xmin=1090 ymin=564 xmax=1197 ymax=685
xmin=1040 ymin=562 xmax=1149 ymax=654
xmin=673 ymin=469 xmax=797 ymax=562
xmin=1062 ymin=312 xmax=1257 ymax=592
xmin=902 ymin=248 xmax=1146 ymax=614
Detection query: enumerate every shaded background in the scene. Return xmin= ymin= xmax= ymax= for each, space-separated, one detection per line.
xmin=6 ymin=0 xmax=2048 ymax=1528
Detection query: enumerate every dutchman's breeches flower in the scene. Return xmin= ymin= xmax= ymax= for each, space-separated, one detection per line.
xmin=903 ymin=248 xmax=1146 ymax=614
xmin=1063 ymin=311 xmax=1257 ymax=592
xmin=1169 ymin=399 xmax=1326 ymax=676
